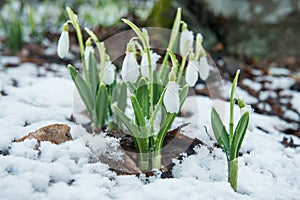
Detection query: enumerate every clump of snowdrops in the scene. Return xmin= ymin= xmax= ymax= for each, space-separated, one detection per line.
xmin=57 ymin=7 xmax=211 ymax=171
xmin=57 ymin=7 xmax=254 ymax=192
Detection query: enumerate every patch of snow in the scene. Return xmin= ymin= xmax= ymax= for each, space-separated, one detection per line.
xmin=0 ymin=61 xmax=299 ymax=199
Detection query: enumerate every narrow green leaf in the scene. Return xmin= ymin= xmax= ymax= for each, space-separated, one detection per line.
xmin=113 ymin=105 xmax=140 ymax=138
xmin=131 ymin=95 xmax=146 ymax=127
xmin=152 ymin=82 xmax=164 ymax=105
xmin=211 ymin=108 xmax=230 ymax=155
xmin=156 ymin=113 xmax=177 ymax=150
xmin=95 ymin=84 xmax=108 ymax=126
xmin=88 ymin=53 xmax=99 ymax=97
xmin=118 ymin=83 xmax=127 ymax=112
xmin=68 ymin=65 xmax=94 ymax=115
xmin=179 ymin=84 xmax=189 ymax=105
xmin=168 ymin=8 xmax=181 ymax=50
xmin=230 ymin=111 xmax=249 ymax=160
xmin=136 ymin=78 xmax=150 ymax=118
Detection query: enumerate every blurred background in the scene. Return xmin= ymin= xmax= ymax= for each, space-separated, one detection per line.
xmin=1 ymin=0 xmax=300 ymax=70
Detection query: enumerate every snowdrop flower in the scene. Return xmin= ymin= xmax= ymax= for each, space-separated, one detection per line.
xmin=164 ymin=80 xmax=180 ymax=113
xmin=238 ymin=99 xmax=254 ymax=132
xmin=121 ymin=42 xmax=139 ymax=83
xmin=199 ymin=56 xmax=211 ymax=81
xmin=140 ymin=51 xmax=161 ymax=79
xmin=102 ymin=62 xmax=115 ymax=85
xmin=185 ymin=60 xmax=199 ymax=87
xmin=179 ymin=23 xmax=194 ymax=58
xmin=84 ymin=38 xmax=94 ymax=68
xmin=57 ymin=23 xmax=69 ymax=59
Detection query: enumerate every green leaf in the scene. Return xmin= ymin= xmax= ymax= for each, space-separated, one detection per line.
xmin=95 ymin=84 xmax=108 ymax=126
xmin=68 ymin=65 xmax=94 ymax=115
xmin=230 ymin=111 xmax=249 ymax=160
xmin=156 ymin=113 xmax=177 ymax=150
xmin=113 ymin=105 xmax=140 ymax=138
xmin=179 ymin=84 xmax=189 ymax=105
xmin=211 ymin=108 xmax=230 ymax=155
xmin=88 ymin=53 xmax=99 ymax=97
xmin=136 ymin=78 xmax=150 ymax=118
xmin=118 ymin=83 xmax=127 ymax=112
xmin=131 ymin=95 xmax=146 ymax=127
xmin=168 ymin=8 xmax=181 ymax=50
xmin=152 ymin=82 xmax=164 ymax=105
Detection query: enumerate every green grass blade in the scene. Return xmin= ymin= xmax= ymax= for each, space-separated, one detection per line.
xmin=230 ymin=111 xmax=249 ymax=160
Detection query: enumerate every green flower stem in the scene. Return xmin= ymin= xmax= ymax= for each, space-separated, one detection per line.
xmin=159 ymin=8 xmax=181 ymax=81
xmin=146 ymin=48 xmax=154 ymax=127
xmin=158 ymin=53 xmax=170 ymax=83
xmin=229 ymin=70 xmax=240 ymax=143
xmin=176 ymin=56 xmax=187 ymax=84
xmin=138 ymin=152 xmax=150 ymax=171
xmin=66 ymin=7 xmax=87 ymax=81
xmin=151 ymin=149 xmax=162 ymax=169
xmin=228 ymin=158 xmax=238 ymax=192
xmin=84 ymin=28 xmax=106 ymax=79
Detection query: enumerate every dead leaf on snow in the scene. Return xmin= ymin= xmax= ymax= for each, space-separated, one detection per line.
xmin=18 ymin=124 xmax=72 ymax=144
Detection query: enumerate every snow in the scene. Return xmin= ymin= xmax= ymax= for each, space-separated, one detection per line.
xmin=0 ymin=58 xmax=299 ymax=199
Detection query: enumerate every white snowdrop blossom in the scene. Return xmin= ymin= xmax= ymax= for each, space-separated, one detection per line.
xmin=180 ymin=30 xmax=194 ymax=58
xmin=140 ymin=51 xmax=161 ymax=79
xmin=121 ymin=52 xmax=139 ymax=83
xmin=102 ymin=62 xmax=115 ymax=85
xmin=199 ymin=56 xmax=211 ymax=81
xmin=185 ymin=60 xmax=199 ymax=87
xmin=240 ymin=105 xmax=254 ymax=132
xmin=84 ymin=46 xmax=94 ymax=68
xmin=57 ymin=30 xmax=69 ymax=59
xmin=163 ymin=81 xmax=180 ymax=113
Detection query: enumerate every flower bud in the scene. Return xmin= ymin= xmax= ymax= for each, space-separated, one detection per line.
xmin=102 ymin=62 xmax=115 ymax=85
xmin=121 ymin=43 xmax=139 ymax=83
xmin=199 ymin=56 xmax=211 ymax=81
xmin=179 ymin=24 xmax=194 ymax=58
xmin=57 ymin=23 xmax=69 ymax=59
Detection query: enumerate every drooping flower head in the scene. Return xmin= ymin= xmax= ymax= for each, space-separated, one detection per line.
xmin=199 ymin=56 xmax=211 ymax=81
xmin=185 ymin=53 xmax=199 ymax=87
xmin=179 ymin=23 xmax=194 ymax=58
xmin=140 ymin=50 xmax=161 ymax=79
xmin=121 ymin=42 xmax=139 ymax=83
xmin=102 ymin=61 xmax=115 ymax=85
xmin=57 ymin=23 xmax=69 ymax=59
xmin=164 ymin=70 xmax=180 ymax=113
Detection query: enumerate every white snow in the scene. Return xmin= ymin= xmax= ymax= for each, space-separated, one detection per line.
xmin=0 ymin=59 xmax=299 ymax=199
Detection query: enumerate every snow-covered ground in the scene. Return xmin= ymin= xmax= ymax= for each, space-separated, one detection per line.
xmin=0 ymin=58 xmax=300 ymax=199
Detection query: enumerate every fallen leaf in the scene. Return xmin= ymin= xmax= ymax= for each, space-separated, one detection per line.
xmin=18 ymin=124 xmax=72 ymax=144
